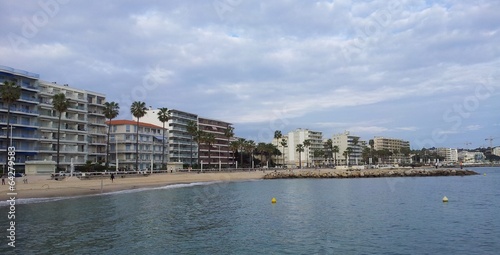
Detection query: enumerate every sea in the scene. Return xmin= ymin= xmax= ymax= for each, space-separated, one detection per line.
xmin=1 ymin=167 xmax=499 ymax=255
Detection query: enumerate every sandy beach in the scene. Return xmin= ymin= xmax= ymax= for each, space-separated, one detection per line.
xmin=0 ymin=171 xmax=267 ymax=201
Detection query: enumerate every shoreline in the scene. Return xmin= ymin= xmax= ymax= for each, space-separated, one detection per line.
xmin=0 ymin=171 xmax=267 ymax=202
xmin=0 ymin=168 xmax=486 ymax=202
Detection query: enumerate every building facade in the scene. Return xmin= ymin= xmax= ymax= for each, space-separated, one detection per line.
xmin=198 ymin=117 xmax=233 ymax=169
xmin=107 ymin=120 xmax=164 ymax=171
xmin=0 ymin=65 xmax=39 ymax=172
xmin=285 ymin=128 xmax=323 ymax=168
xmin=0 ymin=65 xmax=107 ymax=172
xmin=436 ymin=148 xmax=459 ymax=162
xmin=332 ymin=131 xmax=362 ymax=165
xmin=373 ymin=136 xmax=410 ymax=164
xmin=142 ymin=108 xmax=198 ymax=166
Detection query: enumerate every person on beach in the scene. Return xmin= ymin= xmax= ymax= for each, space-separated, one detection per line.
xmin=1 ymin=174 xmax=5 ymax=185
xmin=110 ymin=173 xmax=115 ymax=183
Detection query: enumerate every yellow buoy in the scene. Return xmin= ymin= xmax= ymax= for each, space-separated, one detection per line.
xmin=442 ymin=196 xmax=448 ymax=202
xmin=484 ymin=173 xmax=486 ymax=176
xmin=271 ymin=197 xmax=277 ymax=203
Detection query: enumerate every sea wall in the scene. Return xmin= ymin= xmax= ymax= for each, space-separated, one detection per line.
xmin=263 ymin=169 xmax=479 ymax=179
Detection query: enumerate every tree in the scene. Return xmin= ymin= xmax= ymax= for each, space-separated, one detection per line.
xmin=0 ymin=81 xmax=21 ymax=173
xmin=103 ymin=101 xmax=120 ymax=170
xmin=303 ymin=139 xmax=312 ymax=168
xmin=325 ymin=139 xmax=333 ymax=166
xmin=237 ymin=138 xmax=246 ymax=167
xmin=280 ymin=138 xmax=287 ymax=167
xmin=244 ymin=140 xmax=256 ymax=168
xmin=296 ymin=144 xmax=304 ymax=168
xmin=130 ymin=101 xmax=147 ymax=171
xmin=230 ymin=140 xmax=240 ymax=168
xmin=352 ymin=137 xmax=359 ymax=165
xmin=313 ymin=149 xmax=324 ymax=167
xmin=186 ymin=121 xmax=198 ymax=166
xmin=369 ymin=139 xmax=375 ymax=164
xmin=52 ymin=93 xmax=69 ymax=171
xmin=344 ymin=147 xmax=354 ymax=166
xmin=224 ymin=126 xmax=234 ymax=167
xmin=157 ymin=107 xmax=170 ymax=168
xmin=332 ymin=145 xmax=339 ymax=166
xmin=203 ymin=132 xmax=216 ymax=168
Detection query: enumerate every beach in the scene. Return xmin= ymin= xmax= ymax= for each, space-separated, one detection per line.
xmin=0 ymin=167 xmax=480 ymax=201
xmin=0 ymin=171 xmax=267 ymax=201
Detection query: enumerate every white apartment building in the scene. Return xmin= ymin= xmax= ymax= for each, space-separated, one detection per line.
xmin=458 ymin=151 xmax=485 ymax=163
xmin=107 ymin=120 xmax=164 ymax=171
xmin=1 ymin=65 xmax=107 ymax=172
xmin=437 ymin=148 xmax=459 ymax=162
xmin=493 ymin=147 xmax=500 ymax=157
xmin=332 ymin=131 xmax=362 ymax=165
xmin=285 ymin=128 xmax=323 ymax=168
xmin=142 ymin=108 xmax=197 ymax=166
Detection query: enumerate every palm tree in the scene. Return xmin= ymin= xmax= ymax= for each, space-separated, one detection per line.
xmin=157 ymin=107 xmax=170 ymax=168
xmin=52 ymin=93 xmax=69 ymax=171
xmin=203 ymin=133 xmax=216 ymax=168
xmin=230 ymin=140 xmax=240 ymax=168
xmin=280 ymin=138 xmax=287 ymax=167
xmin=325 ymin=139 xmax=333 ymax=166
xmin=186 ymin=121 xmax=198 ymax=167
xmin=130 ymin=101 xmax=147 ymax=171
xmin=244 ymin=140 xmax=256 ymax=168
xmin=352 ymin=137 xmax=359 ymax=165
xmin=103 ymin=101 xmax=120 ymax=170
xmin=303 ymin=139 xmax=311 ymax=168
xmin=296 ymin=144 xmax=304 ymax=168
xmin=332 ymin=145 xmax=339 ymax=166
xmin=237 ymin=138 xmax=246 ymax=167
xmin=224 ymin=126 xmax=234 ymax=167
xmin=369 ymin=139 xmax=375 ymax=164
xmin=1 ymin=81 xmax=21 ymax=172
xmin=345 ymin=147 xmax=354 ymax=166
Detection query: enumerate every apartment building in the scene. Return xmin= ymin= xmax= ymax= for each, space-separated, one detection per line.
xmin=142 ymin=108 xmax=197 ymax=166
xmin=198 ymin=117 xmax=233 ymax=169
xmin=0 ymin=65 xmax=39 ymax=172
xmin=107 ymin=120 xmax=164 ymax=171
xmin=436 ymin=148 xmax=459 ymax=162
xmin=0 ymin=65 xmax=108 ymax=172
xmin=331 ymin=131 xmax=363 ymax=165
xmin=286 ymin=128 xmax=323 ymax=168
xmin=373 ymin=136 xmax=410 ymax=163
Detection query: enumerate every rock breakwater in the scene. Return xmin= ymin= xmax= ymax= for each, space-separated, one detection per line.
xmin=263 ymin=169 xmax=478 ymax=179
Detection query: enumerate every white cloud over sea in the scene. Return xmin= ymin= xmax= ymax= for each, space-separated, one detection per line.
xmin=1 ymin=0 xmax=499 ymax=148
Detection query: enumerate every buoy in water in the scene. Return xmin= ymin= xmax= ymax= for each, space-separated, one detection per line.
xmin=484 ymin=173 xmax=486 ymax=176
xmin=442 ymin=196 xmax=448 ymax=202
xmin=271 ymin=197 xmax=277 ymax=203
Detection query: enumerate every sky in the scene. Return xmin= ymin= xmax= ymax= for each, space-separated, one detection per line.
xmin=1 ymin=0 xmax=499 ymax=149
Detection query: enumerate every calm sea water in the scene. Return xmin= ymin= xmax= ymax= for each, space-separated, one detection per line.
xmin=1 ymin=167 xmax=499 ymax=255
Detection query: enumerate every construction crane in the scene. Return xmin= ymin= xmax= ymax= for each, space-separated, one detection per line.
xmin=485 ymin=136 xmax=496 ymax=149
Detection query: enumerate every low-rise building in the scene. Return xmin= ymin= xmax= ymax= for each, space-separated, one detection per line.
xmin=107 ymin=120 xmax=164 ymax=171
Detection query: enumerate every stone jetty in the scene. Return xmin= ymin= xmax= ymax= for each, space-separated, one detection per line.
xmin=263 ymin=168 xmax=478 ymax=179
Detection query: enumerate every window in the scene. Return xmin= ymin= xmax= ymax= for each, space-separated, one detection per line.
xmin=126 ymin=144 xmax=131 ymax=151
xmin=126 ymin=125 xmax=130 ymax=132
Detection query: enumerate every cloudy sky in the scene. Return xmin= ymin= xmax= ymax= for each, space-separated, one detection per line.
xmin=1 ymin=0 xmax=499 ymax=149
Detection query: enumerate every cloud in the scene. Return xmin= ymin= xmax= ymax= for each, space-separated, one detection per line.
xmin=0 ymin=0 xmax=499 ymax=148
